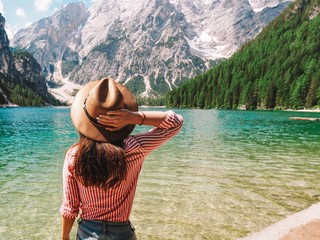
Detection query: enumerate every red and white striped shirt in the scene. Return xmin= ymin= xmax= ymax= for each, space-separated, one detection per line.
xmin=60 ymin=110 xmax=183 ymax=222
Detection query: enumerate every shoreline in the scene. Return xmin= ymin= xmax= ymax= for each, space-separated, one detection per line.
xmin=238 ymin=202 xmax=320 ymax=240
xmin=0 ymin=104 xmax=19 ymax=108
xmin=1 ymin=103 xmax=320 ymax=112
xmin=285 ymin=108 xmax=320 ymax=113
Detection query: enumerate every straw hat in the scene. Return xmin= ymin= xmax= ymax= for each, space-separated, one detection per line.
xmin=71 ymin=77 xmax=138 ymax=142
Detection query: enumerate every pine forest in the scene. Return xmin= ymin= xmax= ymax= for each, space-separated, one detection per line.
xmin=165 ymin=0 xmax=320 ymax=110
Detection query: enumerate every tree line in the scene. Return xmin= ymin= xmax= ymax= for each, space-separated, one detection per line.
xmin=0 ymin=78 xmax=43 ymax=106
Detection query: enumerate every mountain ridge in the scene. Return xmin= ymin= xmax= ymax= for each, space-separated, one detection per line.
xmin=12 ymin=0 xmax=293 ymax=101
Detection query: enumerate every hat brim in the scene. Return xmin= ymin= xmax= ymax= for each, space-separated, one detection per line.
xmin=71 ymin=80 xmax=138 ymax=142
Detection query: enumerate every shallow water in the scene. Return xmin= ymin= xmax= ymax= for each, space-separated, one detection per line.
xmin=0 ymin=107 xmax=320 ymax=239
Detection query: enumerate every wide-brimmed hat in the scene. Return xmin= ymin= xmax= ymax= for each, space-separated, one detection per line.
xmin=71 ymin=77 xmax=138 ymax=142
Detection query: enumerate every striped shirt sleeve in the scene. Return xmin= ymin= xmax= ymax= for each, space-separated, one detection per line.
xmin=129 ymin=110 xmax=183 ymax=156
xmin=60 ymin=148 xmax=80 ymax=218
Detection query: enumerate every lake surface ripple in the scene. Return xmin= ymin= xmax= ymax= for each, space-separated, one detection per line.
xmin=1 ymin=108 xmax=320 ymax=240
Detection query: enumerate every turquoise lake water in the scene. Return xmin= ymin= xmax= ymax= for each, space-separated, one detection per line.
xmin=0 ymin=107 xmax=320 ymax=240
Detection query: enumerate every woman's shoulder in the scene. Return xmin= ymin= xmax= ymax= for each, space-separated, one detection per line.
xmin=65 ymin=144 xmax=79 ymax=163
xmin=67 ymin=144 xmax=78 ymax=154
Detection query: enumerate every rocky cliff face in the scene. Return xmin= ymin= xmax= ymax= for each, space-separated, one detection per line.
xmin=12 ymin=51 xmax=48 ymax=93
xmin=69 ymin=0 xmax=205 ymax=96
xmin=0 ymin=14 xmax=14 ymax=75
xmin=0 ymin=13 xmax=14 ymax=105
xmin=12 ymin=2 xmax=89 ymax=83
xmin=0 ymin=13 xmax=58 ymax=106
xmin=12 ymin=0 xmax=293 ymax=98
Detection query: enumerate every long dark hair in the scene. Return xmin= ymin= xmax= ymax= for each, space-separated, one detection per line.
xmin=74 ymin=134 xmax=127 ymax=189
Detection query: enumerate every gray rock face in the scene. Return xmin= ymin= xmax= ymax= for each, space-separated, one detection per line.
xmin=13 ymin=2 xmax=89 ymax=83
xmin=0 ymin=13 xmax=14 ymax=75
xmin=12 ymin=0 xmax=292 ymax=97
xmin=70 ymin=0 xmax=204 ymax=96
xmin=13 ymin=51 xmax=48 ymax=93
xmin=0 ymin=14 xmax=54 ymax=105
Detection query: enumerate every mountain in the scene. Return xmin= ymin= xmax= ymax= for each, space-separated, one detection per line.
xmin=12 ymin=2 xmax=89 ymax=82
xmin=0 ymin=14 xmax=61 ymax=106
xmin=12 ymin=0 xmax=292 ymax=100
xmin=165 ymin=0 xmax=320 ymax=110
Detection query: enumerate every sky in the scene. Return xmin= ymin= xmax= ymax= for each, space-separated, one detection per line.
xmin=0 ymin=0 xmax=93 ymax=40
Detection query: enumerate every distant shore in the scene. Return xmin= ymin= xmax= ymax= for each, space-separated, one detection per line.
xmin=0 ymin=104 xmax=19 ymax=108
xmin=139 ymin=105 xmax=166 ymax=108
xmin=1 ymin=103 xmax=320 ymax=113
xmin=285 ymin=108 xmax=320 ymax=113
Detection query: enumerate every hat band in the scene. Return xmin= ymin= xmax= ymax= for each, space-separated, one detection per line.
xmin=83 ymin=95 xmax=105 ymax=127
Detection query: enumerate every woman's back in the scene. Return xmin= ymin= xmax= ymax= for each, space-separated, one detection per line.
xmin=61 ymin=78 xmax=183 ymax=240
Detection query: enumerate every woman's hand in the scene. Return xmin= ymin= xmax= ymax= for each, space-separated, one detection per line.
xmin=97 ymin=109 xmax=142 ymax=131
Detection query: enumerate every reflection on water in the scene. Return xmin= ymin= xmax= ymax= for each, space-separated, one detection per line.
xmin=0 ymin=108 xmax=320 ymax=239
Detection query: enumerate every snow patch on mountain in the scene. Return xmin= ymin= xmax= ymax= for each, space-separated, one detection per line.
xmin=249 ymin=0 xmax=291 ymax=12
